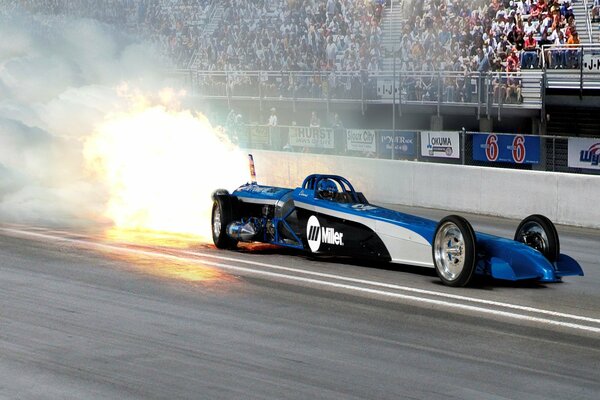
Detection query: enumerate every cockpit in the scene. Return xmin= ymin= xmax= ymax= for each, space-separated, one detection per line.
xmin=301 ymin=175 xmax=368 ymax=204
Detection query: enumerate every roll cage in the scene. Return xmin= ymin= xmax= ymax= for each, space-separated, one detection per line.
xmin=301 ymin=174 xmax=367 ymax=204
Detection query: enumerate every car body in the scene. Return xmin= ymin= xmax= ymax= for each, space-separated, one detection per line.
xmin=211 ymin=173 xmax=584 ymax=286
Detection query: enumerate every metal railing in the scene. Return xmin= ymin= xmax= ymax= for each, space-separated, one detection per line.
xmin=223 ymin=124 xmax=600 ymax=176
xmin=177 ymin=42 xmax=600 ymax=106
xmin=541 ymin=44 xmax=600 ymax=91
xmin=583 ymin=0 xmax=594 ymax=44
xmin=183 ymin=69 xmax=544 ymax=114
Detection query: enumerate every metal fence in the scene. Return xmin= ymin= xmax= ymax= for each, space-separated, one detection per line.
xmin=180 ymin=69 xmax=543 ymax=111
xmin=541 ymin=44 xmax=600 ymax=91
xmin=227 ymin=124 xmax=600 ymax=176
xmin=176 ymin=44 xmax=600 ymax=112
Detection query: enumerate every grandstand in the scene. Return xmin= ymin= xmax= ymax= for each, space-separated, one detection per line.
xmin=8 ymin=0 xmax=600 ymax=173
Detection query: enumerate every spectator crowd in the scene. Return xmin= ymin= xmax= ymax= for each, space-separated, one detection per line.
xmin=400 ymin=0 xmax=582 ymax=102
xmin=9 ymin=0 xmax=587 ymax=104
xmin=14 ymin=0 xmax=385 ymax=72
xmin=15 ymin=0 xmax=213 ymax=67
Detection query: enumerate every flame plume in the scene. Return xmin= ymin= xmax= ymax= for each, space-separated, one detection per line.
xmin=84 ymin=97 xmax=247 ymax=242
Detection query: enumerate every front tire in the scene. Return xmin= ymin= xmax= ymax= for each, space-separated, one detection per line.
xmin=432 ymin=215 xmax=477 ymax=287
xmin=514 ymin=214 xmax=559 ymax=262
xmin=211 ymin=195 xmax=238 ymax=249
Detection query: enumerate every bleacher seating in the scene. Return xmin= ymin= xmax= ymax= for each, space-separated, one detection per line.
xmin=14 ymin=0 xmax=385 ymax=71
xmin=11 ymin=0 xmax=597 ymax=107
xmin=401 ymin=0 xmax=582 ymax=72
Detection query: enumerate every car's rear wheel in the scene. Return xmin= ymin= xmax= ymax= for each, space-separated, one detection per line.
xmin=212 ymin=195 xmax=238 ymax=249
xmin=433 ymin=215 xmax=477 ymax=287
xmin=514 ymin=214 xmax=559 ymax=262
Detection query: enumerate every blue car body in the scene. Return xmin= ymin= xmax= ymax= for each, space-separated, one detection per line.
xmin=219 ymin=174 xmax=583 ymax=283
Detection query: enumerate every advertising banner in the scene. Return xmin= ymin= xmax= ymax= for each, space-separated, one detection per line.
xmin=472 ymin=133 xmax=540 ymax=164
xmin=420 ymin=131 xmax=460 ymax=159
xmin=376 ymin=79 xmax=399 ymax=99
xmin=583 ymin=54 xmax=600 ymax=71
xmin=568 ymin=137 xmax=600 ymax=169
xmin=346 ymin=129 xmax=377 ymax=153
xmin=289 ymin=127 xmax=335 ymax=149
xmin=248 ymin=125 xmax=271 ymax=147
xmin=378 ymin=131 xmax=416 ymax=159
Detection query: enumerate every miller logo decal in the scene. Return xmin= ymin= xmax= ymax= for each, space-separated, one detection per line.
xmin=306 ymin=215 xmax=344 ymax=252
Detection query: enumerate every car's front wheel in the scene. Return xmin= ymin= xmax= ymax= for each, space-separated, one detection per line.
xmin=211 ymin=195 xmax=238 ymax=249
xmin=514 ymin=214 xmax=559 ymax=262
xmin=432 ymin=215 xmax=477 ymax=287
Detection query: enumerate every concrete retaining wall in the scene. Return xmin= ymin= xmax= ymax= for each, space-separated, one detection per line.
xmin=251 ymin=150 xmax=599 ymax=229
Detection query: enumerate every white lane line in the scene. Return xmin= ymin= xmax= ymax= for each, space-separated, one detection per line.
xmin=180 ymin=250 xmax=600 ymax=326
xmin=3 ymin=227 xmax=600 ymax=334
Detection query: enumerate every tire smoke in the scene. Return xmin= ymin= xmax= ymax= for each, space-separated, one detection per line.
xmin=0 ymin=10 xmax=246 ymax=239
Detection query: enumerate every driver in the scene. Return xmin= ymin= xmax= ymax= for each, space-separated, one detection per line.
xmin=317 ymin=179 xmax=338 ymax=201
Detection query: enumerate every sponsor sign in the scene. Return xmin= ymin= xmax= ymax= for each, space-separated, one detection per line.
xmin=421 ymin=131 xmax=460 ymax=159
xmin=248 ymin=125 xmax=270 ymax=147
xmin=346 ymin=129 xmax=377 ymax=153
xmin=472 ymin=133 xmax=540 ymax=164
xmin=568 ymin=137 xmax=600 ymax=170
xmin=378 ymin=131 xmax=416 ymax=159
xmin=289 ymin=127 xmax=335 ymax=149
xmin=306 ymin=215 xmax=344 ymax=252
xmin=376 ymin=79 xmax=400 ymax=99
xmin=583 ymin=53 xmax=600 ymax=71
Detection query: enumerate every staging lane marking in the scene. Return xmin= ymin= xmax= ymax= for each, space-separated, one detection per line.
xmin=3 ymin=227 xmax=600 ymax=334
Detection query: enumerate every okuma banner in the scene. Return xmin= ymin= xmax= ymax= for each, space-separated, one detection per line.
xmin=420 ymin=131 xmax=460 ymax=159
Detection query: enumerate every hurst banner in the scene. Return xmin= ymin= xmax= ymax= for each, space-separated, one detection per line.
xmin=288 ymin=127 xmax=335 ymax=149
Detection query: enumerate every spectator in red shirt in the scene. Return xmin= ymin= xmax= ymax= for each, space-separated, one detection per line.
xmin=522 ymin=32 xmax=538 ymax=68
xmin=507 ymin=47 xmax=520 ymax=73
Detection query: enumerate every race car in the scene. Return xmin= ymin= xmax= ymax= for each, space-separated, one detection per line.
xmin=211 ymin=158 xmax=583 ymax=287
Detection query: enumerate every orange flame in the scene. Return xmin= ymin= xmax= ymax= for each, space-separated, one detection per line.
xmin=84 ymin=89 xmax=247 ymax=242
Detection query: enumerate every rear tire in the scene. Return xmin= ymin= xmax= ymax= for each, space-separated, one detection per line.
xmin=211 ymin=195 xmax=238 ymax=249
xmin=432 ymin=215 xmax=477 ymax=287
xmin=514 ymin=214 xmax=559 ymax=262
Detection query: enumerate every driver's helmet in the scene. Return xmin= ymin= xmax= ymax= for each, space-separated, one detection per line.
xmin=317 ymin=179 xmax=338 ymax=200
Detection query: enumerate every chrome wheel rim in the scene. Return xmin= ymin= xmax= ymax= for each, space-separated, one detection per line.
xmin=212 ymin=205 xmax=221 ymax=237
xmin=516 ymin=221 xmax=548 ymax=254
xmin=434 ymin=222 xmax=466 ymax=282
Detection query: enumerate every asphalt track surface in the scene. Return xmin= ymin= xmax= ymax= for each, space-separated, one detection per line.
xmin=1 ymin=206 xmax=599 ymax=399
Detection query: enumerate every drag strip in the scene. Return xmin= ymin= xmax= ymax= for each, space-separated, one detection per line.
xmin=2 ymin=226 xmax=600 ymax=335
xmin=2 ymin=223 xmax=600 ymax=399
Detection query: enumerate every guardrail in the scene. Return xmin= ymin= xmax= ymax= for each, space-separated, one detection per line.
xmin=583 ymin=0 xmax=594 ymax=44
xmin=541 ymin=44 xmax=600 ymax=90
xmin=179 ymin=69 xmax=544 ymax=115
xmin=225 ymin=123 xmax=600 ymax=176
xmin=252 ymin=150 xmax=600 ymax=229
xmin=177 ymin=43 xmax=600 ymax=108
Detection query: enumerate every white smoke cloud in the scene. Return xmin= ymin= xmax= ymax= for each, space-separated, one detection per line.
xmin=0 ymin=9 xmax=182 ymax=227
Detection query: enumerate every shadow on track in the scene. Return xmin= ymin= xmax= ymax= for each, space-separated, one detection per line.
xmin=228 ymin=243 xmax=551 ymax=290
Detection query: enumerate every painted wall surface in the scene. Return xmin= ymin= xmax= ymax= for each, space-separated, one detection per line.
xmin=251 ymin=150 xmax=599 ymax=228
